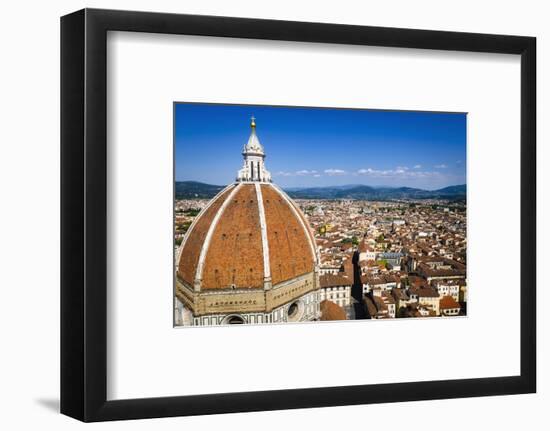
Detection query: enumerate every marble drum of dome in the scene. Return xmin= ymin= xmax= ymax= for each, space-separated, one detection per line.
xmin=175 ymin=116 xmax=322 ymax=327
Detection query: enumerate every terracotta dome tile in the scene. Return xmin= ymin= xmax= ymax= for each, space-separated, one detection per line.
xmin=177 ymin=185 xmax=235 ymax=286
xmin=202 ymin=184 xmax=264 ymax=289
xmin=261 ymin=184 xmax=315 ymax=286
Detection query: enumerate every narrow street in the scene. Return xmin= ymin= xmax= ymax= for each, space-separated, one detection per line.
xmin=351 ymin=250 xmax=368 ymax=319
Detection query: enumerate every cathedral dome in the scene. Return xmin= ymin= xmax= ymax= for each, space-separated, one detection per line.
xmin=175 ymin=116 xmax=321 ymax=326
xmin=176 ymin=182 xmax=317 ymax=290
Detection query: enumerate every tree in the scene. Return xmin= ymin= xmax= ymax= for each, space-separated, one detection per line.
xmin=184 ymin=208 xmax=201 ymax=216
xmin=177 ymin=221 xmax=192 ymax=234
xmin=377 ymin=258 xmax=388 ymax=268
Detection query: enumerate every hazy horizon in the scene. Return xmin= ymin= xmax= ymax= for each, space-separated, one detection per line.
xmin=175 ymin=179 xmax=466 ymax=192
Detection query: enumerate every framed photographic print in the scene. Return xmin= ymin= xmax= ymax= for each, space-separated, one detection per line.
xmin=173 ymin=103 xmax=467 ymax=326
xmin=61 ymin=8 xmax=536 ymax=422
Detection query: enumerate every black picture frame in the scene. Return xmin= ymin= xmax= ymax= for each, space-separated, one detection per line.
xmin=61 ymin=8 xmax=536 ymax=422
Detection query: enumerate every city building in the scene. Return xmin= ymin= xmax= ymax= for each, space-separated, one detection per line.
xmin=433 ymin=279 xmax=462 ymax=302
xmin=409 ymin=286 xmax=441 ymax=315
xmin=416 ymin=257 xmax=466 ymax=283
xmin=319 ymin=273 xmax=352 ymax=308
xmin=362 ymin=273 xmax=400 ymax=295
xmin=439 ymin=295 xmax=461 ymax=316
xmin=371 ymin=292 xmax=396 ymax=318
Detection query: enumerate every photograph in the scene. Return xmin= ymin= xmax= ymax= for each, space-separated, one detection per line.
xmin=174 ymin=103 xmax=467 ymax=326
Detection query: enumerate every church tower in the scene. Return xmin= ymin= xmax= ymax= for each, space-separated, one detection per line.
xmin=236 ymin=117 xmax=272 ymax=183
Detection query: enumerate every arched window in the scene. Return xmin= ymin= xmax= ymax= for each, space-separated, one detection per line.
xmin=224 ymin=315 xmax=245 ymax=325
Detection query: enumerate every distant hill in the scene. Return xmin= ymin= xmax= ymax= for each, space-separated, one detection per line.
xmin=175 ymin=181 xmax=224 ymax=199
xmin=286 ymin=184 xmax=466 ymax=200
xmin=175 ymin=181 xmax=466 ymax=201
xmin=434 ymin=185 xmax=467 ymax=195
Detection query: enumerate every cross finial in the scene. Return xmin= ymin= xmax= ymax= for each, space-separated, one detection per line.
xmin=250 ymin=116 xmax=256 ymax=128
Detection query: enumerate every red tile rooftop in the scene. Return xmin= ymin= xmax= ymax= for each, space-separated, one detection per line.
xmin=320 ymin=300 xmax=347 ymax=321
xmin=439 ymin=295 xmax=461 ymax=309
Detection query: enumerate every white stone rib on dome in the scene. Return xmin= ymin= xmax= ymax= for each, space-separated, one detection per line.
xmin=194 ymin=183 xmax=243 ymax=286
xmin=254 ymin=183 xmax=271 ymax=281
xmin=271 ymin=184 xmax=318 ymax=266
xmin=175 ymin=183 xmax=235 ymax=268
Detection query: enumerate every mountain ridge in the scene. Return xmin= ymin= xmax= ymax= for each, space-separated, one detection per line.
xmin=175 ymin=181 xmax=466 ymax=200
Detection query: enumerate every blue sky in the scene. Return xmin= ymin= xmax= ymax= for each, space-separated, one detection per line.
xmin=175 ymin=103 xmax=466 ymax=190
